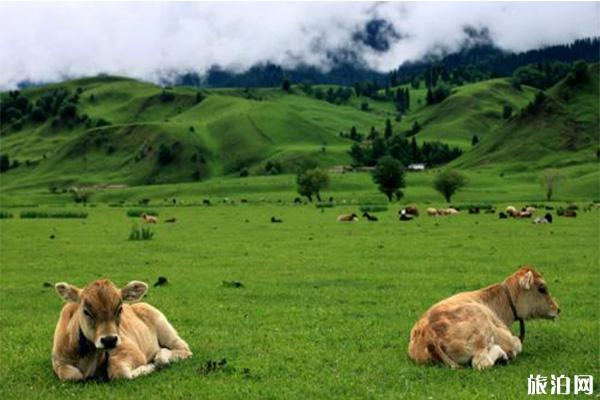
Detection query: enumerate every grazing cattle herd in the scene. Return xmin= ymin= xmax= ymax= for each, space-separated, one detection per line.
xmin=45 ymin=199 xmax=596 ymax=381
xmin=334 ymin=203 xmax=589 ymax=223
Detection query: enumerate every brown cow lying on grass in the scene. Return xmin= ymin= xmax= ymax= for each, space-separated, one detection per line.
xmin=141 ymin=213 xmax=158 ymax=223
xmin=337 ymin=213 xmax=359 ymax=222
xmin=408 ymin=266 xmax=559 ymax=370
xmin=52 ymin=279 xmax=191 ymax=381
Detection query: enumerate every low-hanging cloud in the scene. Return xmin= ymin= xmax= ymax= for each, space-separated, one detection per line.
xmin=0 ymin=2 xmax=598 ymax=89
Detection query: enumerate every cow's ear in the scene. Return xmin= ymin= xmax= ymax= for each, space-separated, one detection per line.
xmin=519 ymin=270 xmax=534 ymax=290
xmin=55 ymin=282 xmax=81 ymax=302
xmin=121 ymin=281 xmax=148 ymax=302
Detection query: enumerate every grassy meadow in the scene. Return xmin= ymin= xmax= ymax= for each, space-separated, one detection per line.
xmin=0 ymin=194 xmax=599 ymax=398
xmin=1 ymin=65 xmax=599 ymax=399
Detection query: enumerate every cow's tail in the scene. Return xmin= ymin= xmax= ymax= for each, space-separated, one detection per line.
xmin=430 ymin=341 xmax=461 ymax=369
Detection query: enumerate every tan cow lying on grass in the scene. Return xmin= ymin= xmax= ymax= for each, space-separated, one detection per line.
xmin=408 ymin=266 xmax=559 ymax=370
xmin=141 ymin=213 xmax=158 ymax=223
xmin=337 ymin=213 xmax=359 ymax=222
xmin=53 ymin=279 xmax=191 ymax=381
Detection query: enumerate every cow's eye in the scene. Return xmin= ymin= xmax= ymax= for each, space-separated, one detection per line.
xmin=84 ymin=309 xmax=94 ymax=319
xmin=538 ymin=286 xmax=547 ymax=294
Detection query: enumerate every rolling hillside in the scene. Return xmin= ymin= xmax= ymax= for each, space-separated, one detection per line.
xmin=0 ymin=66 xmax=598 ymax=196
xmin=456 ymin=64 xmax=600 ymax=170
xmin=0 ymin=77 xmax=388 ymax=189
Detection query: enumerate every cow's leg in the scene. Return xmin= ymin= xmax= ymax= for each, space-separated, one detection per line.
xmin=472 ymin=343 xmax=508 ymax=371
xmin=53 ymin=362 xmax=84 ymax=381
xmin=493 ymin=326 xmax=522 ymax=359
xmin=153 ymin=314 xmax=192 ymax=366
xmin=108 ymin=344 xmax=154 ymax=380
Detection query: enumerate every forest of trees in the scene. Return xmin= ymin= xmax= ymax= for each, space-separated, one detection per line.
xmin=346 ymin=119 xmax=463 ymax=168
xmin=170 ymin=38 xmax=598 ymax=89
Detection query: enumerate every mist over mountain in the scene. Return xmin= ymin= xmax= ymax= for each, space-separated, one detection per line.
xmin=1 ymin=2 xmax=599 ymax=89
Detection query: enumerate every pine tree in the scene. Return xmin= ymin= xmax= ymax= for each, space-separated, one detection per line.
xmin=384 ymin=119 xmax=393 ymax=139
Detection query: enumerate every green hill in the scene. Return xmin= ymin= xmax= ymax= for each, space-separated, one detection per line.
xmin=456 ymin=64 xmax=600 ymax=170
xmin=0 ymin=77 xmax=388 ymax=190
xmin=397 ymin=79 xmax=537 ymax=148
xmin=1 ymin=67 xmax=598 ymax=197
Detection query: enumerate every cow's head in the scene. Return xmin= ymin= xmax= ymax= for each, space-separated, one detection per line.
xmin=511 ymin=266 xmax=560 ymax=320
xmin=55 ymin=279 xmax=148 ymax=349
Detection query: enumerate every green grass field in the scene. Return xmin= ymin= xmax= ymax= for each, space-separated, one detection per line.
xmin=0 ymin=203 xmax=598 ymax=399
xmin=1 ymin=63 xmax=599 ymax=399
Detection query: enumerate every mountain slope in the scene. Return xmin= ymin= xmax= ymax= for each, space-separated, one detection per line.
xmin=456 ymin=64 xmax=600 ymax=170
xmin=0 ymin=77 xmax=388 ymax=189
xmin=398 ymin=79 xmax=537 ymax=148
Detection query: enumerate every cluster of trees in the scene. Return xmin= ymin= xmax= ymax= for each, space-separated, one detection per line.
xmin=511 ymin=62 xmax=571 ymax=90
xmin=389 ymin=38 xmax=598 ymax=89
xmin=393 ymin=88 xmax=410 ymax=112
xmin=425 ymin=83 xmax=452 ymax=105
xmin=314 ymin=86 xmax=353 ymax=105
xmin=157 ymin=142 xmax=183 ymax=166
xmin=0 ymin=87 xmax=110 ymax=132
xmin=264 ymin=160 xmax=283 ymax=175
xmin=170 ymin=38 xmax=597 ymax=94
xmin=371 ymin=159 xmax=467 ymax=203
xmin=347 ymin=120 xmax=462 ymax=168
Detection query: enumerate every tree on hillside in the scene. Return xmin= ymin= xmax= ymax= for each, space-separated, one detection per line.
xmin=502 ymin=105 xmax=513 ymax=119
xmin=540 ymin=169 xmax=564 ymax=201
xmin=372 ymin=156 xmax=405 ymax=201
xmin=409 ymin=120 xmax=421 ymax=136
xmin=281 ymin=78 xmax=291 ymax=92
xmin=296 ymin=167 xmax=330 ymax=202
xmin=0 ymin=154 xmax=10 ymax=173
xmin=158 ymin=143 xmax=175 ymax=165
xmin=433 ymin=170 xmax=467 ymax=203
xmin=471 ymin=135 xmax=480 ymax=146
xmin=566 ymin=61 xmax=590 ymax=85
xmin=384 ymin=118 xmax=393 ymax=139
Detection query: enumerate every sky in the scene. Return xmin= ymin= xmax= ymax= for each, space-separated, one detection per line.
xmin=0 ymin=1 xmax=598 ymax=89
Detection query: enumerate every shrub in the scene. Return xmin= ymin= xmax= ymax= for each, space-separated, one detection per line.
xmin=158 ymin=143 xmax=174 ymax=165
xmin=160 ymin=90 xmax=175 ymax=102
xmin=129 ymin=225 xmax=154 ymax=241
xmin=0 ymin=211 xmax=14 ymax=219
xmin=19 ymin=211 xmax=88 ymax=219
xmin=126 ymin=209 xmax=159 ymax=217
xmin=70 ymin=188 xmax=93 ymax=204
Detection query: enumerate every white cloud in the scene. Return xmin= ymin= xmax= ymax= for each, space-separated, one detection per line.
xmin=0 ymin=2 xmax=598 ymax=89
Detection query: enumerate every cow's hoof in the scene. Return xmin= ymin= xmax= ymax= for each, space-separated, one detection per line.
xmin=154 ymin=348 xmax=172 ymax=366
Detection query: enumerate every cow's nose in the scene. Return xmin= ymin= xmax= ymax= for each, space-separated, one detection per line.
xmin=101 ymin=336 xmax=118 ymax=349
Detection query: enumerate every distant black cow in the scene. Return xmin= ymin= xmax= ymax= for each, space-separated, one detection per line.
xmin=203 ymin=199 xmax=211 ymax=206
xmin=294 ymin=197 xmax=302 ymax=204
xmin=362 ymin=212 xmax=378 ymax=222
xmin=271 ymin=217 xmax=283 ymax=223
xmin=499 ymin=212 xmax=508 ymax=219
xmin=469 ymin=207 xmax=480 ymax=214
